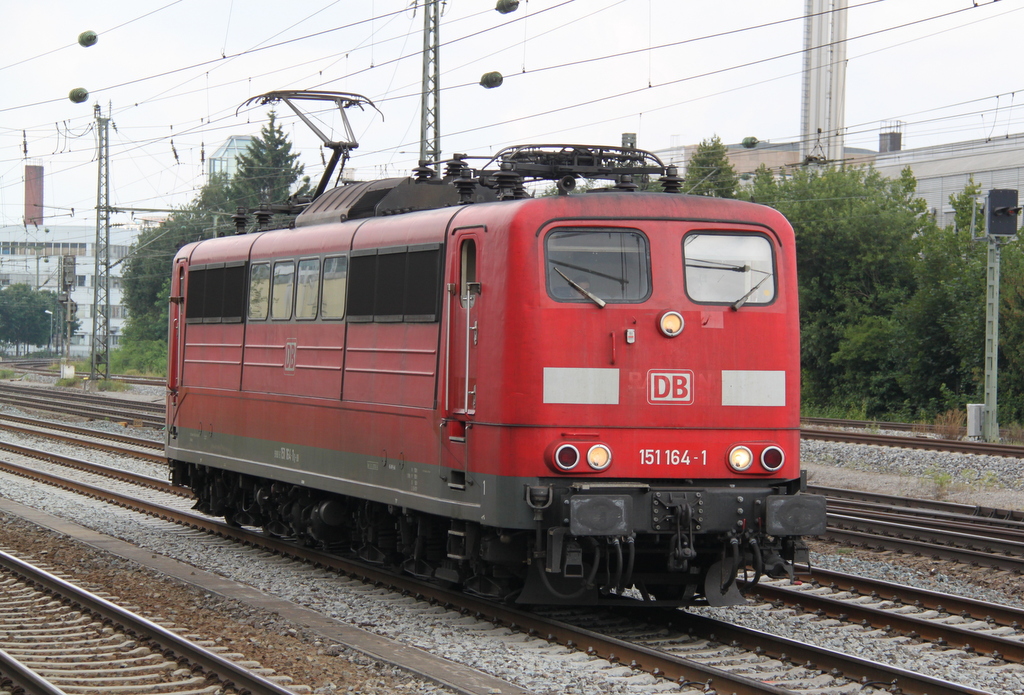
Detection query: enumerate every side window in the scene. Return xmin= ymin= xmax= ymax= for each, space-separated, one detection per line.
xmin=222 ymin=263 xmax=246 ymax=322
xmin=405 ymin=246 xmax=442 ymax=320
xmin=248 ymin=263 xmax=271 ymax=320
xmin=186 ymin=267 xmax=207 ymax=323
xmin=296 ymin=258 xmax=320 ymax=320
xmin=459 ymin=239 xmax=477 ymax=308
xmin=683 ymin=233 xmax=775 ymax=305
xmin=201 ymin=266 xmax=224 ymax=321
xmin=374 ymin=248 xmax=407 ymax=321
xmin=321 ymin=255 xmax=348 ymax=319
xmin=271 ymin=261 xmax=295 ymax=320
xmin=347 ymin=244 xmax=443 ymax=322
xmin=188 ymin=262 xmax=247 ymax=324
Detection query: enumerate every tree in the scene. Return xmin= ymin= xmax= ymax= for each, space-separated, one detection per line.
xmin=682 ymin=135 xmax=738 ymax=198
xmin=0 ymin=285 xmax=61 ymax=355
xmin=893 ymin=180 xmax=987 ymax=416
xmin=230 ymin=110 xmax=311 ymax=210
xmin=120 ymin=112 xmax=310 ymax=371
xmin=744 ymin=164 xmax=929 ymax=416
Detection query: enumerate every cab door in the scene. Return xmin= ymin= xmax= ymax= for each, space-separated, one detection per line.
xmin=168 ymin=259 xmax=187 ymax=396
xmin=442 ymin=230 xmax=481 ymax=487
xmin=447 ymin=232 xmax=481 ymax=416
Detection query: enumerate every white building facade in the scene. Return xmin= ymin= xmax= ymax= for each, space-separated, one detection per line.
xmin=0 ymin=223 xmax=134 ymax=357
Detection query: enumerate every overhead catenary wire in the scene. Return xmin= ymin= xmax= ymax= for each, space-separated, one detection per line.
xmin=0 ymin=0 xmax=1018 ymax=221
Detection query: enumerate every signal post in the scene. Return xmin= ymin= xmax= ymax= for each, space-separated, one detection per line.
xmin=981 ymin=189 xmax=1021 ymax=442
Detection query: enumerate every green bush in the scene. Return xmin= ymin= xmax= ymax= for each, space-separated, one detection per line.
xmin=109 ymin=340 xmax=167 ymax=377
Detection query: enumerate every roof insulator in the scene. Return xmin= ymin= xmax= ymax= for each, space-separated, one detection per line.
xmin=232 ymin=207 xmax=248 ymax=235
xmin=660 ymin=166 xmax=683 ymax=194
xmin=414 ymin=161 xmax=436 ymax=182
xmin=254 ymin=204 xmax=273 ymax=231
xmin=615 ymin=174 xmax=638 ymax=192
xmin=445 ymin=155 xmax=468 ymax=180
xmin=455 ymin=168 xmax=478 ymax=205
xmin=493 ymin=161 xmax=525 ymax=200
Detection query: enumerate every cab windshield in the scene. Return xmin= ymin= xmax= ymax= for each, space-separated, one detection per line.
xmin=683 ymin=233 xmax=775 ymax=305
xmin=546 ymin=229 xmax=651 ymax=304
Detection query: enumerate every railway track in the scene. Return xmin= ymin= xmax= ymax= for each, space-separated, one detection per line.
xmin=0 ymin=381 xmax=164 ymax=428
xmin=0 ymin=547 xmax=302 ymax=695
xmin=2 ymin=358 xmax=165 ymax=388
xmin=807 ymin=484 xmax=1024 ymax=574
xmin=0 ymin=442 xmax=1008 ymax=695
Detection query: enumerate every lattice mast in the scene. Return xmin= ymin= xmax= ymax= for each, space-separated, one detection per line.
xmin=90 ymin=103 xmax=111 ymax=380
xmin=419 ymin=0 xmax=441 ymax=164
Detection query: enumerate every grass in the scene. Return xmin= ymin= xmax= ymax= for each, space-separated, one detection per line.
xmin=932 ymin=409 xmax=966 ymax=439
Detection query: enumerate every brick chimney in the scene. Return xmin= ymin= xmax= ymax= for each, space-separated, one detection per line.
xmin=25 ymin=165 xmax=43 ymax=226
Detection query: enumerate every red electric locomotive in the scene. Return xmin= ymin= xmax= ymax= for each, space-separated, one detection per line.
xmin=167 ymin=129 xmax=825 ymax=606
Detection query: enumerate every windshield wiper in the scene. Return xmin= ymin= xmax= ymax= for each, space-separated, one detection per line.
xmin=685 ymin=258 xmax=750 ymax=272
xmin=553 ymin=267 xmax=606 ymax=308
xmin=731 ymin=272 xmax=773 ymax=311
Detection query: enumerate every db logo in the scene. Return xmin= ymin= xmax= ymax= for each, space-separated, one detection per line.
xmin=284 ymin=340 xmax=297 ymax=374
xmin=648 ymin=370 xmax=693 ymax=404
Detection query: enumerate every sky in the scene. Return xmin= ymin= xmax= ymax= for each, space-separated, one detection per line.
xmin=1 ymin=0 xmax=1022 ymax=233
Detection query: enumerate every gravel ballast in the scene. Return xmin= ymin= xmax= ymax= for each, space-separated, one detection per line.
xmin=1 ymin=385 xmax=1023 ymax=694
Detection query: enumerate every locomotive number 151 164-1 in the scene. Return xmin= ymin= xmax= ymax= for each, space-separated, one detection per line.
xmin=639 ymin=449 xmax=707 ymax=466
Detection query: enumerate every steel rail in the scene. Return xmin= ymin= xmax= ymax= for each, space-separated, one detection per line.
xmin=800 ymin=426 xmax=1024 ymax=458
xmin=0 ymin=549 xmax=296 ymax=695
xmin=0 ymin=421 xmax=164 ymax=463
xmin=0 ymin=646 xmax=69 ymax=695
xmin=651 ymin=612 xmax=991 ymax=695
xmin=792 ymin=566 xmax=1024 ymax=629
xmin=753 ymin=581 xmax=1024 ymax=663
xmin=0 ymin=392 xmax=164 ymax=427
xmin=0 ymin=382 xmax=164 ymax=413
xmin=827 ymin=503 xmax=1024 ymax=542
xmin=0 ymin=412 xmax=163 ymax=451
xmin=0 ymin=457 xmax=994 ymax=695
xmin=825 ymin=519 xmax=1024 ymax=572
xmin=0 ymin=442 xmax=185 ymax=497
xmin=809 ymin=485 xmax=1024 ymax=522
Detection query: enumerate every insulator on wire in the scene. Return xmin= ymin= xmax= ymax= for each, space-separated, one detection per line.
xmin=480 ymin=72 xmax=504 ymax=89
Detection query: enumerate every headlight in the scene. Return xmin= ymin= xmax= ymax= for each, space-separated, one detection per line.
xmin=554 ymin=444 xmax=580 ymax=470
xmin=761 ymin=446 xmax=785 ymax=471
xmin=728 ymin=445 xmax=754 ymax=472
xmin=658 ymin=311 xmax=684 ymax=337
xmin=587 ymin=444 xmax=612 ymax=471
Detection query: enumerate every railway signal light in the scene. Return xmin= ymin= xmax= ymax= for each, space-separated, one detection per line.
xmin=987 ymin=189 xmax=1020 ymax=236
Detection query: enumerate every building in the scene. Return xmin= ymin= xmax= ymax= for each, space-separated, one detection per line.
xmin=652 ymin=139 xmax=875 ymax=183
xmin=0 ymin=223 xmax=134 ymax=357
xmin=208 ymin=135 xmax=253 ymax=179
xmin=872 ymin=133 xmax=1024 ymax=229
